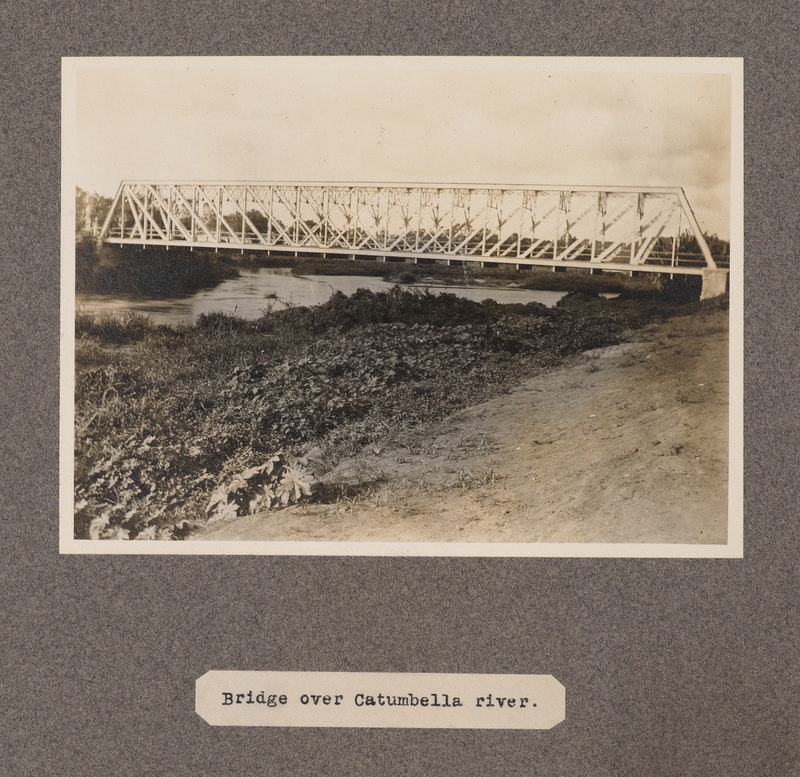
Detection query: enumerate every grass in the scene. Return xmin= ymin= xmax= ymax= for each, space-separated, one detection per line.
xmin=73 ymin=285 xmax=728 ymax=540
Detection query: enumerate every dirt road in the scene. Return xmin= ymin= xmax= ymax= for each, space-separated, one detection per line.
xmin=196 ymin=310 xmax=729 ymax=545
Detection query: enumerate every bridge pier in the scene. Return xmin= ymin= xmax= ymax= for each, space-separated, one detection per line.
xmin=700 ymin=268 xmax=728 ymax=300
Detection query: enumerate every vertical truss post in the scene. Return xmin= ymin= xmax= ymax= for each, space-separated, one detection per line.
xmin=414 ymin=190 xmax=422 ymax=251
xmin=672 ymin=207 xmax=681 ymax=269
xmin=354 ymin=188 xmax=361 ymax=249
xmin=214 ymin=187 xmax=220 ymax=244
xmin=322 ymin=187 xmax=329 ymax=248
xmin=141 ymin=186 xmax=148 ymax=240
xmin=382 ymin=189 xmax=389 ymax=251
xmin=294 ymin=187 xmax=301 ymax=245
xmin=267 ymin=186 xmax=274 ymax=245
xmin=241 ymin=187 xmax=247 ymax=244
xmin=553 ymin=197 xmax=559 ymax=261
xmin=481 ymin=189 xmax=488 ymax=256
xmin=166 ymin=186 xmax=172 ymax=242
xmin=447 ymin=189 xmax=454 ymax=254
xmin=190 ymin=186 xmax=195 ymax=243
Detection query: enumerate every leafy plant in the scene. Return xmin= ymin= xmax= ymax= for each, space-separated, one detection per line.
xmin=205 ymin=453 xmax=315 ymax=523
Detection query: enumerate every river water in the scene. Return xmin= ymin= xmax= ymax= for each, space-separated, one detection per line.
xmin=76 ymin=267 xmax=571 ymax=326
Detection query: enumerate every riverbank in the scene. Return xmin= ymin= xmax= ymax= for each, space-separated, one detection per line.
xmin=197 ymin=307 xmax=729 ymax=545
xmin=73 ymin=288 xmax=728 ymax=541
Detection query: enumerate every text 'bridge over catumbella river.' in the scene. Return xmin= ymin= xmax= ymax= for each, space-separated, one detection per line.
xmin=99 ymin=181 xmax=730 ymax=299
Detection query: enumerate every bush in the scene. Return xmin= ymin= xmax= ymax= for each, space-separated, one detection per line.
xmin=195 ymin=311 xmax=252 ymax=334
xmin=75 ymin=311 xmax=155 ymax=344
xmin=75 ymin=241 xmax=238 ymax=296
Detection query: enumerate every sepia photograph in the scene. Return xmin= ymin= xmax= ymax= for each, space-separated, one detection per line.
xmin=60 ymin=56 xmax=743 ymax=555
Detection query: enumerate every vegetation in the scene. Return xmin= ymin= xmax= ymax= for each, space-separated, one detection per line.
xmin=75 ymin=239 xmax=238 ymax=296
xmin=74 ymin=286 xmax=728 ymax=540
xmin=75 ymin=187 xmax=113 ymax=236
xmin=205 ymin=453 xmax=316 ymax=524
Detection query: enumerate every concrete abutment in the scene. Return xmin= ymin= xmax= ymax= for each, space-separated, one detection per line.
xmin=700 ymin=269 xmax=729 ymax=300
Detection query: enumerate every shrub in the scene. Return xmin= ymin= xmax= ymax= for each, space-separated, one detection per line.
xmin=205 ymin=453 xmax=315 ymax=523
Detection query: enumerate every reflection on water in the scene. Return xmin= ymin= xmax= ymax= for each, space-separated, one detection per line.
xmin=76 ymin=267 xmax=570 ymax=326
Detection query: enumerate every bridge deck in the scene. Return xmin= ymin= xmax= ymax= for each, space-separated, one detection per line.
xmin=101 ymin=237 xmax=709 ymax=277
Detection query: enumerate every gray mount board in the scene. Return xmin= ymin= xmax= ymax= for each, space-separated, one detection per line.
xmin=1 ymin=3 xmax=798 ymax=777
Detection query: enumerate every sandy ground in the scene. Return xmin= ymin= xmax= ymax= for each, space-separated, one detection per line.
xmin=196 ymin=310 xmax=729 ymax=545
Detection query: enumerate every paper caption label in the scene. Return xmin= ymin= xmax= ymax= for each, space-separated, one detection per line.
xmin=196 ymin=671 xmax=565 ymax=729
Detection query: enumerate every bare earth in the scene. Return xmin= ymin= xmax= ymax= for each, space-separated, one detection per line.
xmin=196 ymin=310 xmax=729 ymax=545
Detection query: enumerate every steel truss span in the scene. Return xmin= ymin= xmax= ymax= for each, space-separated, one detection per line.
xmin=100 ymin=181 xmax=721 ymax=276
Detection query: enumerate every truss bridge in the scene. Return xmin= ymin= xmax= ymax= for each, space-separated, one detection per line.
xmin=99 ymin=181 xmax=729 ymax=298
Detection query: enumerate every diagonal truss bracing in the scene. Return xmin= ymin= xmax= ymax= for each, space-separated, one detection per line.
xmin=100 ymin=181 xmax=719 ymax=274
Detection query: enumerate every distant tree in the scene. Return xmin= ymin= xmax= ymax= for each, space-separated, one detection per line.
xmin=679 ymin=230 xmax=730 ymax=265
xmin=246 ymin=210 xmax=270 ymax=236
xmin=75 ymin=187 xmax=113 ymax=236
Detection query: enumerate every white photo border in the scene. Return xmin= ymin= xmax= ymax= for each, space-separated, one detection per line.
xmin=60 ymin=56 xmax=744 ymax=557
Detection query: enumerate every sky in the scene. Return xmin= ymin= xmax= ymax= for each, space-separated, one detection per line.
xmin=69 ymin=57 xmax=737 ymax=239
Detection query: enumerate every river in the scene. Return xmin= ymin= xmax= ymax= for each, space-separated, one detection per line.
xmin=76 ymin=267 xmax=573 ymax=326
